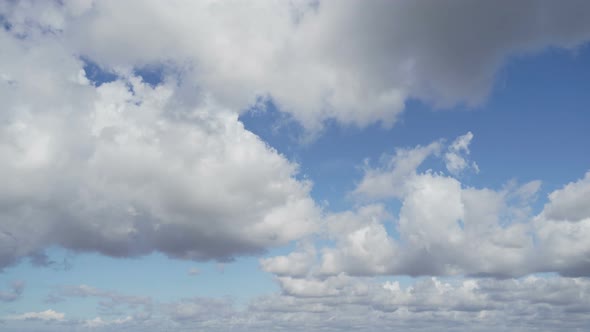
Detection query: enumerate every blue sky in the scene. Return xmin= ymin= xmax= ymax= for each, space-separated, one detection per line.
xmin=1 ymin=1 xmax=590 ymax=331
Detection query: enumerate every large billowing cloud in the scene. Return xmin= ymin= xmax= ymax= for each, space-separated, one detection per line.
xmin=0 ymin=17 xmax=320 ymax=268
xmin=4 ymin=0 xmax=590 ymax=131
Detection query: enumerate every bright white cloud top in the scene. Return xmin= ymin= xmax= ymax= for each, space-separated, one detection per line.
xmin=1 ymin=1 xmax=590 ymax=331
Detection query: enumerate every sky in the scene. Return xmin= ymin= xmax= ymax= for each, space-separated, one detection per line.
xmin=1 ymin=0 xmax=590 ymax=331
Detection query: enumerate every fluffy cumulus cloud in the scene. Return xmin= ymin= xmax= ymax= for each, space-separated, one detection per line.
xmin=69 ymin=0 xmax=590 ymax=130
xmin=251 ymin=133 xmax=590 ymax=331
xmin=264 ymin=134 xmax=590 ymax=279
xmin=0 ymin=6 xmax=320 ymax=268
xmin=353 ymin=141 xmax=442 ymax=199
xmin=260 ymin=242 xmax=317 ymax=277
xmin=445 ymin=131 xmax=479 ymax=175
xmin=534 ymin=172 xmax=590 ymax=277
xmin=541 ymin=171 xmax=590 ymax=222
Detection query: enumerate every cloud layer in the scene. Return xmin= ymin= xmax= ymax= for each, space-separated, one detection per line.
xmin=6 ymin=276 xmax=590 ymax=331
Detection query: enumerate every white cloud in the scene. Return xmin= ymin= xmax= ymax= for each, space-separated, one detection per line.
xmin=319 ymin=205 xmax=398 ymax=276
xmin=354 ymin=131 xmax=479 ymax=201
xmin=271 ymin=135 xmax=589 ymax=278
xmin=445 ymin=131 xmax=479 ymax=175
xmin=534 ymin=172 xmax=590 ymax=276
xmin=0 ymin=26 xmax=320 ymax=268
xmin=8 ymin=309 xmax=65 ymax=321
xmin=4 ymin=0 xmax=590 ymax=132
xmin=542 ymin=171 xmax=590 ymax=222
xmin=260 ymin=242 xmax=317 ymax=277
xmin=1 ymin=1 xmax=590 ymax=275
xmin=197 ymin=275 xmax=590 ymax=331
xmin=353 ymin=142 xmax=442 ymax=200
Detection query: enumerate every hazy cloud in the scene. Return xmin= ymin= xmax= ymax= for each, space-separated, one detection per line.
xmin=0 ymin=281 xmax=24 ymax=302
xmin=23 ymin=276 xmax=590 ymax=332
xmin=445 ymin=131 xmax=479 ymax=175
xmin=7 ymin=309 xmax=65 ymax=322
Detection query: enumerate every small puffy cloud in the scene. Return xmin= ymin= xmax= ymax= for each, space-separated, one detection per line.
xmin=354 ymin=132 xmax=479 ymax=202
xmin=444 ymin=131 xmax=479 ymax=175
xmin=353 ymin=141 xmax=442 ymax=200
xmin=260 ymin=243 xmax=317 ymax=277
xmin=277 ymin=276 xmax=342 ymax=298
xmin=188 ymin=268 xmax=200 ymax=276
